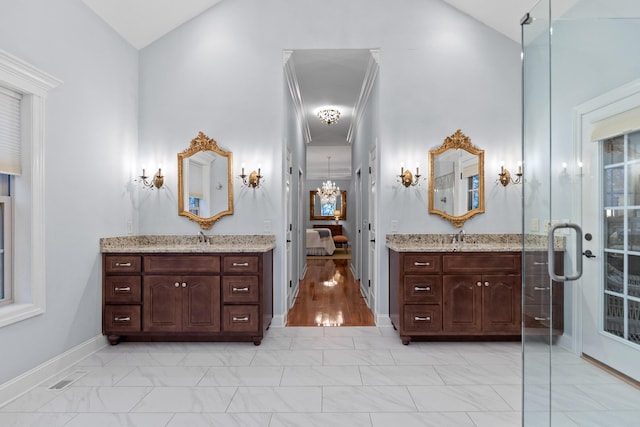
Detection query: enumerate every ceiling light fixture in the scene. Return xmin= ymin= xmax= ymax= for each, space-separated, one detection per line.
xmin=317 ymin=156 xmax=340 ymax=204
xmin=317 ymin=108 xmax=340 ymax=125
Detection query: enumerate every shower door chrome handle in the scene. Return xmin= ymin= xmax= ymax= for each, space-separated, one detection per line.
xmin=548 ymin=223 xmax=583 ymax=282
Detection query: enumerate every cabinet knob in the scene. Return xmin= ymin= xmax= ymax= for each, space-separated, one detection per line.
xmin=174 ymin=282 xmax=180 ymax=287
xmin=477 ymin=282 xmax=482 ymax=287
xmin=484 ymin=281 xmax=489 ymax=287
xmin=182 ymin=282 xmax=187 ymax=288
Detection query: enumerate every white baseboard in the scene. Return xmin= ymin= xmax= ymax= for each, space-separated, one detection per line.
xmin=271 ymin=314 xmax=286 ymax=327
xmin=0 ymin=335 xmax=107 ymax=407
xmin=376 ymin=314 xmax=392 ymax=327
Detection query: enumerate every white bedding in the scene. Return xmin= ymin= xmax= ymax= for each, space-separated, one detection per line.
xmin=306 ymin=228 xmax=336 ymax=256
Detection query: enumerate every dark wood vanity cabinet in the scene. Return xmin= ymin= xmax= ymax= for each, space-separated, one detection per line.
xmin=389 ymin=250 xmax=521 ymax=344
xmin=523 ymin=251 xmax=564 ymax=334
xmin=103 ymin=250 xmax=273 ymax=345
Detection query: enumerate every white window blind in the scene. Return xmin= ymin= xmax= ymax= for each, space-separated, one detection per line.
xmin=0 ymin=86 xmax=22 ymax=176
xmin=591 ymin=105 xmax=640 ymax=142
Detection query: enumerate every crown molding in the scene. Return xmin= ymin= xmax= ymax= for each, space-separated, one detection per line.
xmin=347 ymin=49 xmax=379 ymax=144
xmin=283 ymin=51 xmax=311 ymax=144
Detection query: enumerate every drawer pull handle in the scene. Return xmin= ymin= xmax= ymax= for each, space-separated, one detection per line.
xmin=114 ymin=316 xmax=131 ymax=322
xmin=115 ymin=262 xmax=132 ymax=267
xmin=114 ymin=287 xmax=131 ymax=292
xmin=232 ymin=262 xmax=250 ymax=267
xmin=414 ymin=286 xmax=431 ymax=291
xmin=414 ymin=316 xmax=431 ymax=321
xmin=232 ymin=316 xmax=250 ymax=322
xmin=534 ymin=286 xmax=550 ymax=291
xmin=413 ymin=262 xmax=431 ymax=266
xmin=232 ymin=287 xmax=250 ymax=292
xmin=533 ymin=261 xmax=548 ymax=265
xmin=534 ymin=316 xmax=550 ymax=321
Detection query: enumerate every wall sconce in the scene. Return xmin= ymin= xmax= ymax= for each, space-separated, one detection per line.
xmin=498 ymin=161 xmax=522 ymax=186
xmin=398 ymin=162 xmax=421 ymax=187
xmin=239 ymin=163 xmax=263 ymax=188
xmin=138 ymin=165 xmax=164 ymax=189
xmin=333 ymin=209 xmax=341 ymax=224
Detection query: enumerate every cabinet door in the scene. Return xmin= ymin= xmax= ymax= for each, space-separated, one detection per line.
xmin=443 ymin=275 xmax=482 ymax=333
xmin=482 ymin=274 xmax=521 ymax=334
xmin=143 ymin=276 xmax=181 ymax=332
xmin=182 ymin=276 xmax=221 ymax=333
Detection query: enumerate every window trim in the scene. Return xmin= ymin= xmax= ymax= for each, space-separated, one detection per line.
xmin=0 ymin=49 xmax=61 ymax=327
xmin=0 ymin=195 xmax=12 ymax=306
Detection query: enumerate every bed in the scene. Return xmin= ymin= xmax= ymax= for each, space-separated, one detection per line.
xmin=306 ymin=228 xmax=336 ymax=256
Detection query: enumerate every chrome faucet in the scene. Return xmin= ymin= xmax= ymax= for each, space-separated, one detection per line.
xmin=198 ymin=230 xmax=208 ymax=244
xmin=452 ymin=229 xmax=465 ymax=244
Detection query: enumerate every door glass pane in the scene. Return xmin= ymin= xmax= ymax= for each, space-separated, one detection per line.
xmin=603 ymin=136 xmax=624 ymax=165
xmin=629 ymin=299 xmax=640 ymax=344
xmin=629 ymin=255 xmax=640 ymax=298
xmin=628 ymin=132 xmax=640 ymax=160
xmin=605 ymin=209 xmax=624 ymax=250
xmin=604 ymin=294 xmax=625 ymax=338
xmin=604 ymin=166 xmax=624 ymax=207
xmin=605 ymin=253 xmax=624 ymax=294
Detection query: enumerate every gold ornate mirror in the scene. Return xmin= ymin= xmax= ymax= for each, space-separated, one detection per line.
xmin=429 ymin=129 xmax=484 ymax=227
xmin=310 ymin=190 xmax=347 ymax=221
xmin=178 ymin=131 xmax=233 ymax=229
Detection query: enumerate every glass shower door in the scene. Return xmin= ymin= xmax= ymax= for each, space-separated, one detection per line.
xmin=523 ymin=1 xmax=640 ymax=425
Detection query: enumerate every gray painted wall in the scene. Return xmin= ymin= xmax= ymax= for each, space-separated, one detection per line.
xmin=137 ymin=0 xmax=522 ymax=322
xmin=0 ymin=0 xmax=138 ymax=384
xmin=0 ymin=0 xmax=522 ymax=385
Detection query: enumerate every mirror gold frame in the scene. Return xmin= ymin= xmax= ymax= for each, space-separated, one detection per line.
xmin=310 ymin=190 xmax=347 ymax=221
xmin=428 ymin=129 xmax=484 ymax=228
xmin=178 ymin=131 xmax=234 ymax=229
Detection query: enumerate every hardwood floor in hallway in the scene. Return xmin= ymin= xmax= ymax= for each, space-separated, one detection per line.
xmin=287 ymin=258 xmax=375 ymax=327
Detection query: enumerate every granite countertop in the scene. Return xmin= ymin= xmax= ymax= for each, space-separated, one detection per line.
xmin=385 ymin=233 xmax=564 ymax=252
xmin=101 ymin=234 xmax=276 ymax=253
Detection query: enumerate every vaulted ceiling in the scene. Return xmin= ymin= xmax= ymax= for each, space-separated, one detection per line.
xmin=81 ymin=0 xmax=561 ymax=179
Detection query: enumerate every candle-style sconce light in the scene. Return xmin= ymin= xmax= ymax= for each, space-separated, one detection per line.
xmin=398 ymin=161 xmax=422 ymax=187
xmin=239 ymin=163 xmax=263 ymax=188
xmin=498 ymin=161 xmax=522 ymax=186
xmin=138 ymin=165 xmax=164 ymax=189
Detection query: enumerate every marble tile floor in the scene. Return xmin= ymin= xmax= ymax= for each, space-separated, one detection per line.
xmin=1 ymin=326 xmax=639 ymax=426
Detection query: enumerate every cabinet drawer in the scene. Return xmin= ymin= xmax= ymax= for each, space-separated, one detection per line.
xmin=403 ymin=305 xmax=442 ymax=332
xmin=524 ymin=304 xmax=563 ymax=331
xmin=403 ymin=275 xmax=441 ymax=303
xmin=105 ymin=276 xmax=141 ymax=303
xmin=443 ymin=253 xmax=520 ymax=273
xmin=105 ymin=255 xmax=141 ymax=273
xmin=222 ymin=276 xmax=259 ymax=303
xmin=403 ymin=255 xmax=440 ymax=273
xmin=224 ymin=256 xmax=259 ymax=273
xmin=104 ymin=305 xmax=141 ymax=332
xmin=144 ymin=255 xmax=220 ymax=273
xmin=223 ymin=305 xmax=259 ymax=332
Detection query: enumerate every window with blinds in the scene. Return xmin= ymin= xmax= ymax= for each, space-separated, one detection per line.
xmin=0 ymin=86 xmax=22 ymax=176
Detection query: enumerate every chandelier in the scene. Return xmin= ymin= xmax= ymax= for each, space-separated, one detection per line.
xmin=317 ymin=156 xmax=340 ymax=204
xmin=317 ymin=108 xmax=340 ymax=125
